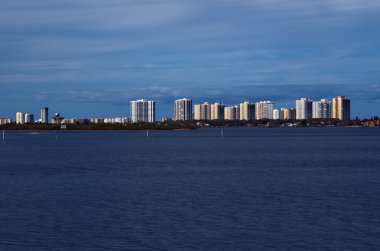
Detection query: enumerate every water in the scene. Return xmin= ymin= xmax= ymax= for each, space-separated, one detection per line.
xmin=1 ymin=128 xmax=380 ymax=250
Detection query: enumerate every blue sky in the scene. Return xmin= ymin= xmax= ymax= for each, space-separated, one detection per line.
xmin=1 ymin=0 xmax=380 ymax=119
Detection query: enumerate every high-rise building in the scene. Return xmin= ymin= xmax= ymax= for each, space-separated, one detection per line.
xmin=321 ymin=99 xmax=332 ymax=119
xmin=256 ymin=101 xmax=275 ymax=120
xmin=296 ymin=98 xmax=313 ymax=120
xmin=283 ymin=108 xmax=296 ymax=120
xmin=332 ymin=96 xmax=350 ymax=121
xmin=279 ymin=108 xmax=286 ymax=120
xmin=273 ymin=109 xmax=280 ymax=120
xmin=194 ymin=104 xmax=201 ymax=120
xmin=201 ymin=102 xmax=211 ymax=120
xmin=24 ymin=113 xmax=34 ymax=124
xmin=16 ymin=112 xmax=25 ymax=124
xmin=312 ymin=99 xmax=331 ymax=119
xmin=312 ymin=101 xmax=322 ymax=119
xmin=130 ymin=99 xmax=156 ymax=123
xmin=41 ymin=106 xmax=49 ymax=124
xmin=194 ymin=102 xmax=211 ymax=120
xmin=211 ymin=103 xmax=225 ymax=120
xmin=224 ymin=106 xmax=240 ymax=120
xmin=174 ymin=98 xmax=192 ymax=121
xmin=239 ymin=101 xmax=255 ymax=120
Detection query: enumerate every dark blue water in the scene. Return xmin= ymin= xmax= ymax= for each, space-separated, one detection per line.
xmin=1 ymin=128 xmax=380 ymax=250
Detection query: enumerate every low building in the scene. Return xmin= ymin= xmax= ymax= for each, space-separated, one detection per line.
xmin=0 ymin=118 xmax=12 ymax=125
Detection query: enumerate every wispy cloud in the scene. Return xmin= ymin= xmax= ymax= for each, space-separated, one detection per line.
xmin=29 ymin=84 xmax=380 ymax=106
xmin=0 ymin=0 xmax=196 ymax=30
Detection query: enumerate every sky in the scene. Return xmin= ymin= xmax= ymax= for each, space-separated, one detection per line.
xmin=1 ymin=0 xmax=380 ymax=119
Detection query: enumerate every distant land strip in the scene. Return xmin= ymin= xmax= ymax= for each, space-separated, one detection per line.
xmin=0 ymin=118 xmax=379 ymax=130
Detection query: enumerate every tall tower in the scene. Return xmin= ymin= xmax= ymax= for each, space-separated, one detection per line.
xmin=332 ymin=96 xmax=350 ymax=121
xmin=41 ymin=106 xmax=49 ymax=124
xmin=296 ymin=98 xmax=313 ymax=120
xmin=130 ymin=99 xmax=156 ymax=123
xmin=174 ymin=98 xmax=192 ymax=121
xmin=239 ymin=101 xmax=255 ymax=120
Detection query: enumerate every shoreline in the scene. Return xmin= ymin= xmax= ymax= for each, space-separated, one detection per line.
xmin=0 ymin=126 xmax=378 ymax=131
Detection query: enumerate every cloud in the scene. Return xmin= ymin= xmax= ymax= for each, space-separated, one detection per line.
xmin=0 ymin=0 xmax=380 ymax=118
xmin=0 ymin=0 xmax=196 ymax=31
xmin=230 ymin=0 xmax=380 ymax=13
xmin=30 ymin=84 xmax=380 ymax=106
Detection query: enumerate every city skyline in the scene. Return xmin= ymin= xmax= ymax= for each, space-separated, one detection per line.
xmin=1 ymin=1 xmax=380 ymax=118
xmin=4 ymin=95 xmax=354 ymax=123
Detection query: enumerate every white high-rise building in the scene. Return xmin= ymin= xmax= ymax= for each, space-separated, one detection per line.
xmin=312 ymin=101 xmax=322 ymax=119
xmin=24 ymin=113 xmax=34 ymax=124
xmin=256 ymin=101 xmax=275 ymax=120
xmin=40 ymin=106 xmax=49 ymax=124
xmin=224 ymin=106 xmax=240 ymax=120
xmin=296 ymin=98 xmax=313 ymax=120
xmin=16 ymin=112 xmax=25 ymax=124
xmin=130 ymin=99 xmax=156 ymax=123
xmin=174 ymin=98 xmax=192 ymax=121
xmin=273 ymin=109 xmax=280 ymax=120
xmin=211 ymin=103 xmax=225 ymax=120
xmin=312 ymin=99 xmax=332 ymax=119
xmin=239 ymin=101 xmax=255 ymax=120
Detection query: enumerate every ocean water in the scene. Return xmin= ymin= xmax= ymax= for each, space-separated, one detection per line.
xmin=0 ymin=128 xmax=380 ymax=250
